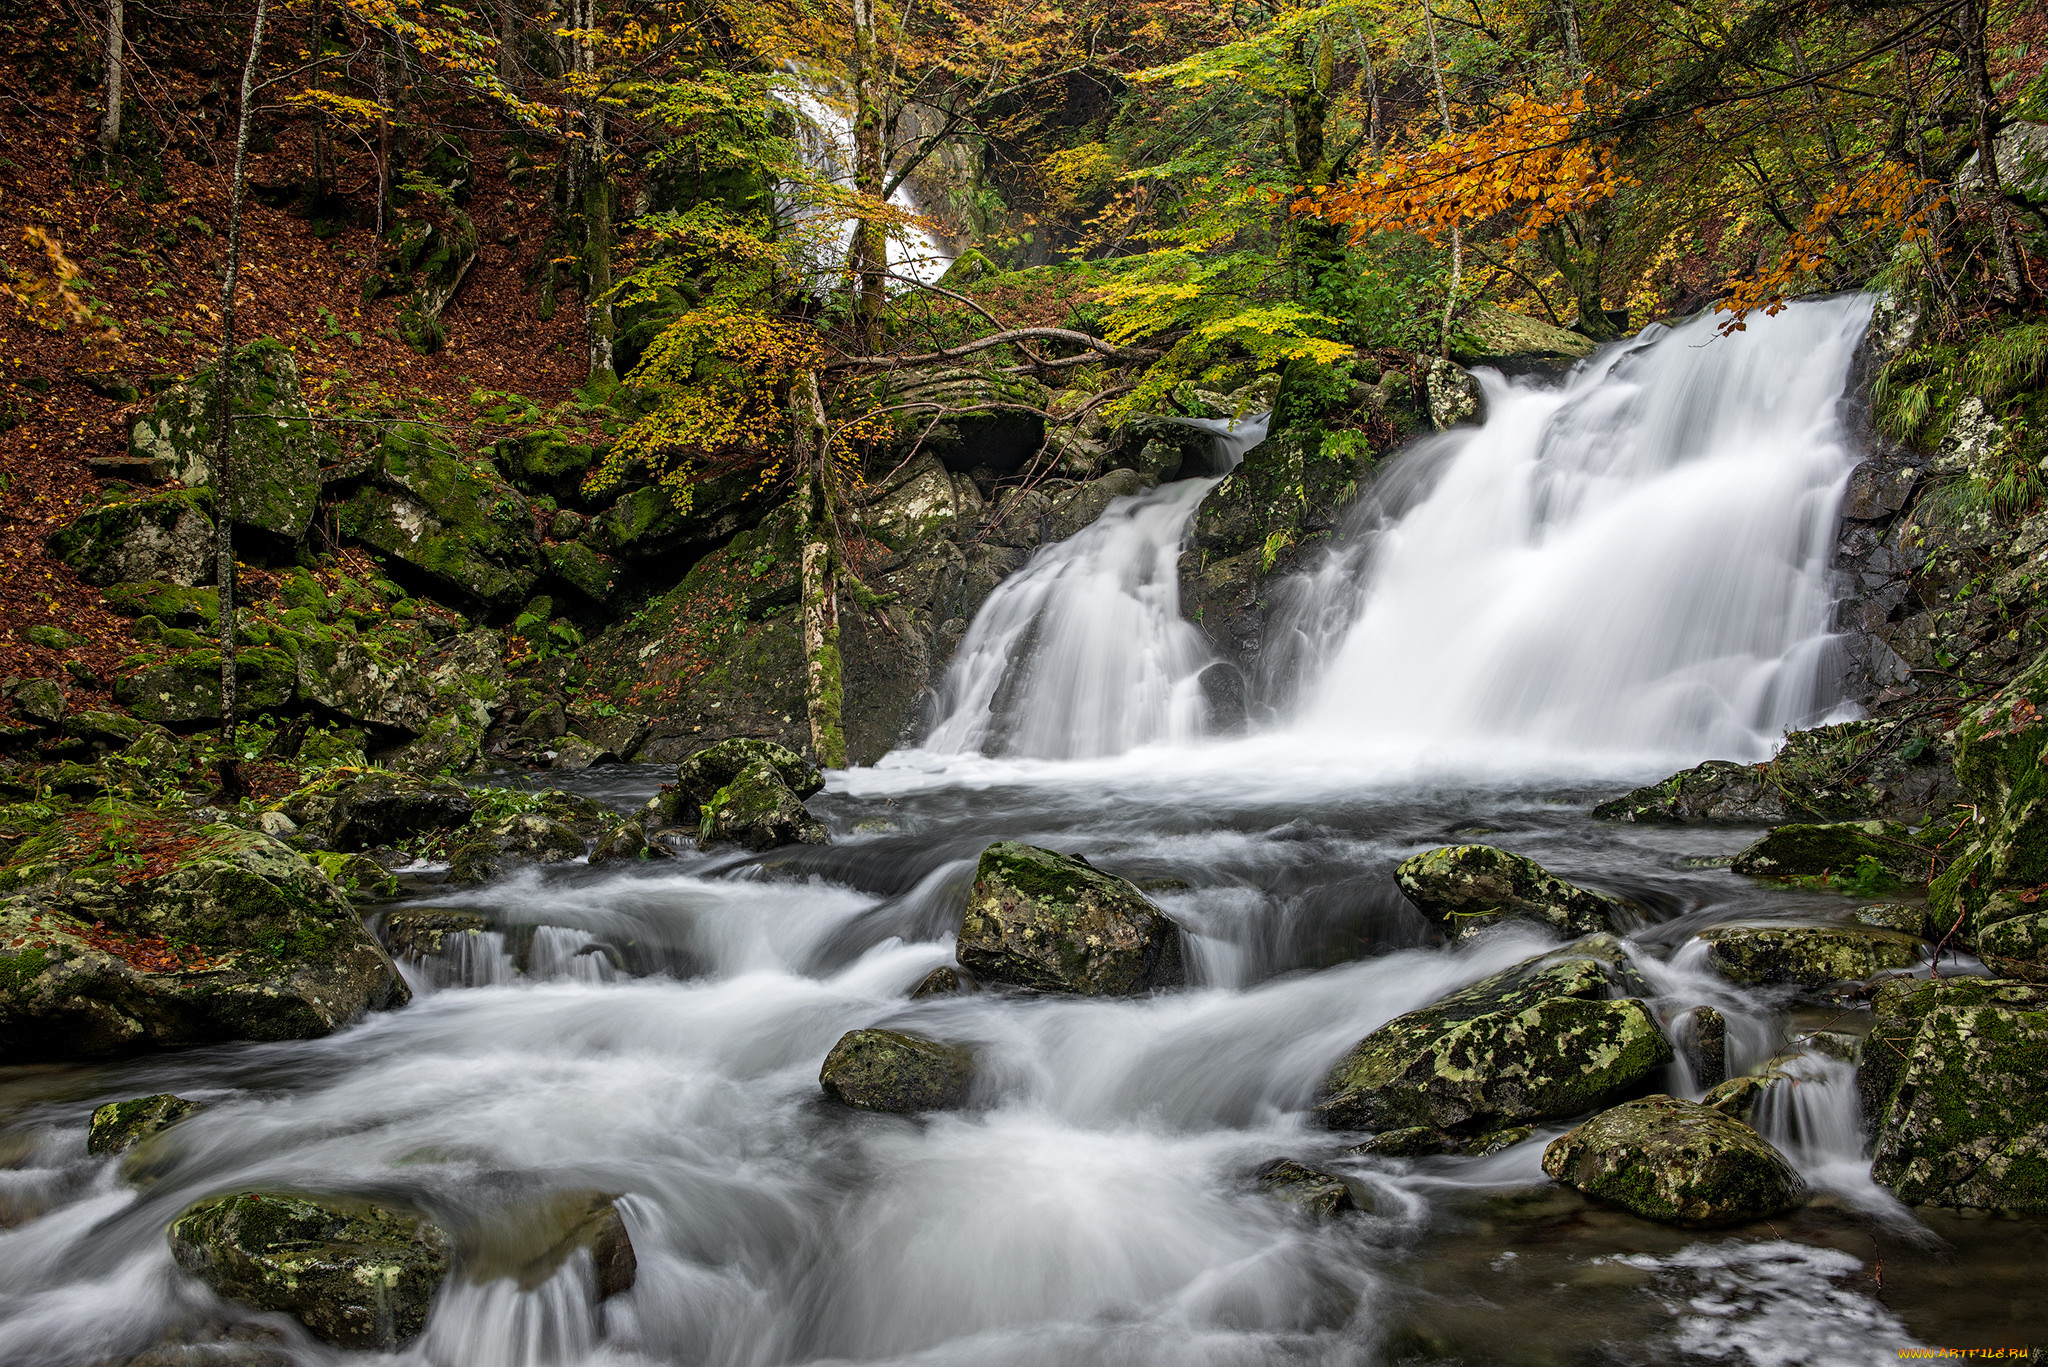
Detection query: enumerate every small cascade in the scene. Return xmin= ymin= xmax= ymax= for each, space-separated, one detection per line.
xmin=913 ymin=415 xmax=1267 ymax=760
xmin=1749 ymin=1050 xmax=1905 ymax=1215
xmin=781 ymin=78 xmax=951 ymax=288
xmin=1279 ymin=297 xmax=1873 ymax=767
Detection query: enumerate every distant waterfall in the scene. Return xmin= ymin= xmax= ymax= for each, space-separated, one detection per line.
xmin=1276 ymin=297 xmax=1873 ymax=766
xmin=915 ymin=415 xmax=1268 ymax=760
xmin=780 ymin=77 xmax=952 ymax=287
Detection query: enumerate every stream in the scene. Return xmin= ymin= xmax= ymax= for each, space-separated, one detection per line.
xmin=5 ymin=299 xmax=2043 ymax=1364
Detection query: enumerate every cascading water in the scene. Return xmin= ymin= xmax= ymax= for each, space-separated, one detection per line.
xmin=1282 ymin=297 xmax=1873 ymax=769
xmin=780 ymin=79 xmax=952 ymax=287
xmin=912 ymin=413 xmax=1268 ymax=760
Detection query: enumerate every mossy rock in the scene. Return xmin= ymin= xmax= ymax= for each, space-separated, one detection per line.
xmin=696 ymin=757 xmax=827 ymax=851
xmin=595 ymin=474 xmax=773 ymax=567
xmin=1253 ymin=1158 xmax=1364 ymax=1217
xmin=1697 ymin=922 xmax=1924 ymax=987
xmin=1869 ymin=995 xmax=2048 ymax=1213
xmin=1449 ymin=305 xmax=1598 ymax=371
xmin=88 ymin=1092 xmax=203 ymax=1155
xmin=103 ymin=580 xmax=219 ymax=625
xmin=1861 ymin=976 xmax=2048 ymax=1146
xmin=1314 ymin=935 xmax=1669 ymax=1133
xmin=125 ymin=340 xmax=330 ymax=541
xmin=307 ymin=850 xmax=400 ymax=902
xmin=674 ymin=737 xmax=822 ymax=803
xmin=446 ymin=812 xmax=585 ymax=884
xmin=114 ymin=647 xmax=295 ymax=726
xmin=819 ymin=1027 xmax=975 ymax=1113
xmin=542 ymin=539 xmax=620 ymax=607
xmin=959 ymin=842 xmax=1184 ymax=996
xmin=336 ymin=424 xmax=539 ymax=612
xmin=1542 ymin=1095 xmax=1806 ymax=1225
xmin=168 ymin=1192 xmax=451 ymax=1349
xmin=589 ymin=820 xmax=659 ymax=865
xmin=282 ymin=770 xmax=474 ymax=851
xmin=380 ymin=907 xmax=490 ymax=959
xmin=49 ymin=488 xmax=215 ymax=588
xmin=1394 ymin=844 xmax=1633 ymax=940
xmin=0 ymin=811 xmax=406 ymax=1060
xmin=1730 ymin=819 xmax=1930 ymax=888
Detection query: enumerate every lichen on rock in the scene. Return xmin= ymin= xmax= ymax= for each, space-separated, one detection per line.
xmin=1697 ymin=921 xmax=1924 ymax=987
xmin=958 ymin=841 xmax=1184 ymax=995
xmin=819 ymin=1027 xmax=976 ymax=1113
xmin=1395 ymin=844 xmax=1634 ymax=940
xmin=1542 ymin=1095 xmax=1806 ymax=1225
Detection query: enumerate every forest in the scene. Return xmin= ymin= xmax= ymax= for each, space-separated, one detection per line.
xmin=1 ymin=0 xmax=2048 ymax=1355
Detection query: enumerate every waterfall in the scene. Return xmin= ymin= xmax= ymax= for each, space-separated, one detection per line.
xmin=912 ymin=415 xmax=1266 ymax=760
xmin=780 ymin=77 xmax=952 ymax=287
xmin=1283 ymin=297 xmax=1873 ymax=768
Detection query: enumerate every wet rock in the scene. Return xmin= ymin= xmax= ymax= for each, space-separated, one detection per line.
xmin=675 ymin=737 xmax=823 ymax=805
xmin=125 ymin=340 xmax=328 ymax=541
xmin=305 ymin=851 xmax=400 ymax=903
xmin=1591 ymin=720 xmax=1959 ymax=825
xmin=1394 ymin=844 xmax=1633 ymax=940
xmin=589 ymin=820 xmax=663 ymax=866
xmin=1542 ymin=1095 xmax=1806 ymax=1225
xmin=381 ymin=908 xmax=490 ymax=959
xmin=48 ymin=489 xmax=215 ymax=587
xmin=819 ymin=1027 xmax=976 ymax=1113
xmin=283 ymin=771 xmax=474 ymax=851
xmin=88 ymin=1093 xmax=202 ymax=1155
xmin=959 ymin=842 xmax=1184 ymax=996
xmin=337 ymin=424 xmax=539 ymax=613
xmin=1313 ymin=935 xmax=1669 ymax=1133
xmin=1253 ymin=1158 xmax=1363 ymax=1217
xmin=1851 ymin=903 xmax=1929 ymax=934
xmin=1868 ymin=986 xmax=2048 ymax=1213
xmin=168 ymin=1192 xmax=451 ymax=1350
xmin=1730 ymin=819 xmax=1931 ymax=887
xmin=1196 ymin=661 xmax=1247 ymax=733
xmin=1698 ymin=922 xmax=1924 ymax=987
xmin=549 ymin=734 xmax=615 ymax=771
xmin=0 ymin=812 xmax=407 ymax=1061
xmin=1791 ymin=1029 xmax=1862 ymax=1062
xmin=697 ymin=758 xmax=827 ymax=851
xmin=460 ymin=1190 xmax=636 ymax=1300
xmin=446 ymin=813 xmax=585 ymax=884
xmin=909 ymin=965 xmax=969 ymax=999
xmin=1426 ymin=357 xmax=1485 ymax=429
xmin=1348 ymin=1126 xmax=1453 ymax=1157
xmin=1861 ymin=975 xmax=2048 ymax=1136
xmin=287 ymin=625 xmax=507 ymax=753
xmin=1675 ymin=1005 xmax=1727 ymax=1089
xmin=115 ymin=647 xmax=296 ymax=725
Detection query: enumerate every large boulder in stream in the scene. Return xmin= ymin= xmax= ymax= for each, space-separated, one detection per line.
xmin=281 ymin=770 xmax=475 ymax=851
xmin=1394 ymin=845 xmax=1634 ymax=940
xmin=1864 ymin=976 xmax=2048 ymax=1213
xmin=820 ymin=1027 xmax=977 ymax=1113
xmin=0 ymin=804 xmax=407 ymax=1060
xmin=168 ymin=1192 xmax=452 ymax=1350
xmin=1697 ymin=921 xmax=1924 ymax=987
xmin=1730 ymin=819 xmax=1932 ymax=888
xmin=88 ymin=1093 xmax=204 ymax=1155
xmin=1313 ymin=935 xmax=1670 ymax=1138
xmin=959 ymin=842 xmax=1184 ymax=995
xmin=673 ymin=738 xmax=826 ymax=851
xmin=1542 ymin=1095 xmax=1806 ymax=1226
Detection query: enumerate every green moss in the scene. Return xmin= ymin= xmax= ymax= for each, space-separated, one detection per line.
xmin=0 ymin=945 xmax=47 ymax=991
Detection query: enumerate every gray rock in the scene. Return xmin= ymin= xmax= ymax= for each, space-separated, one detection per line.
xmin=1253 ymin=1158 xmax=1364 ymax=1217
xmin=1543 ymin=1095 xmax=1806 ymax=1225
xmin=819 ymin=1027 xmax=976 ymax=1113
xmin=959 ymin=842 xmax=1183 ymax=995
xmin=1395 ymin=844 xmax=1633 ymax=940
xmin=1426 ymin=357 xmax=1485 ymax=430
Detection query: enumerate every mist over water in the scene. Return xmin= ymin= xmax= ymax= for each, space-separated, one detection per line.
xmin=4 ymin=300 xmax=1995 ymax=1366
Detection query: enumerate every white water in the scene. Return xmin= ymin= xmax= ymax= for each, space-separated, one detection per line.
xmin=915 ymin=414 xmax=1268 ymax=760
xmin=780 ymin=79 xmax=952 ymax=288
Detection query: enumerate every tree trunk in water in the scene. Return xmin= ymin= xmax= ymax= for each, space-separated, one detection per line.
xmin=849 ymin=0 xmax=887 ymax=350
xmin=213 ymin=0 xmax=267 ymax=795
xmin=793 ymin=371 xmax=846 ymax=769
xmin=98 ymin=0 xmax=124 ymax=154
xmin=1420 ymin=0 xmax=1461 ymax=358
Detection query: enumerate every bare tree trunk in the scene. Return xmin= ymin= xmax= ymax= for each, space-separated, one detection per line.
xmin=373 ymin=34 xmax=391 ymax=240
xmin=98 ymin=0 xmax=124 ymax=153
xmin=578 ymin=0 xmax=614 ymax=381
xmin=213 ymin=0 xmax=267 ymax=797
xmin=849 ymin=0 xmax=888 ymax=350
xmin=1960 ymin=0 xmax=2022 ymax=295
xmin=1421 ymin=0 xmax=1461 ymax=358
xmin=793 ymin=370 xmax=846 ymax=768
xmin=497 ymin=0 xmax=520 ymax=89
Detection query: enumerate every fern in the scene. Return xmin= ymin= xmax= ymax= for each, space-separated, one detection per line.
xmin=1963 ymin=323 xmax=2048 ymax=404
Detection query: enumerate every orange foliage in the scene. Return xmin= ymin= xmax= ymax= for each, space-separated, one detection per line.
xmin=1299 ymin=90 xmax=1630 ymax=245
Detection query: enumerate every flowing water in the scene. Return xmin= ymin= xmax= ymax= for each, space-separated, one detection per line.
xmin=6 ymin=303 xmax=2044 ymax=1365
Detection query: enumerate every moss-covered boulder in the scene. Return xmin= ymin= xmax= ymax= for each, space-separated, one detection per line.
xmin=125 ymin=341 xmax=329 ymax=541
xmin=1449 ymin=305 xmax=1598 ymax=371
xmin=1730 ymin=819 xmax=1931 ymax=888
xmin=589 ymin=820 xmax=661 ymax=866
xmin=674 ymin=738 xmax=826 ymax=851
xmin=88 ymin=1093 xmax=203 ymax=1155
xmin=1541 ymin=1095 xmax=1806 ymax=1225
xmin=49 ymin=488 xmax=215 ymax=587
xmin=1926 ymin=649 xmax=2048 ymax=978
xmin=1425 ymin=357 xmax=1485 ymax=429
xmin=959 ymin=842 xmax=1184 ymax=996
xmin=168 ymin=1192 xmax=451 ymax=1350
xmin=596 ymin=473 xmax=774 ymax=569
xmin=114 ymin=646 xmax=296 ymax=726
xmin=0 ymin=807 xmax=407 ymax=1060
xmin=283 ymin=770 xmax=474 ymax=851
xmin=1253 ymin=1158 xmax=1363 ymax=1217
xmin=1697 ymin=922 xmax=1924 ymax=987
xmin=675 ymin=737 xmax=823 ymax=806
xmin=1313 ymin=935 xmax=1669 ymax=1134
xmin=336 ymin=425 xmax=539 ymax=612
xmin=1394 ymin=844 xmax=1633 ymax=940
xmin=307 ymin=850 xmax=400 ymax=902
xmin=446 ymin=813 xmax=585 ymax=884
xmin=364 ymin=213 xmax=478 ymax=354
xmin=380 ymin=907 xmax=490 ymax=960
xmin=819 ymin=1027 xmax=976 ymax=1113
xmin=1868 ymin=990 xmax=2048 ymax=1213
xmin=1592 ymin=720 xmax=1959 ymax=825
